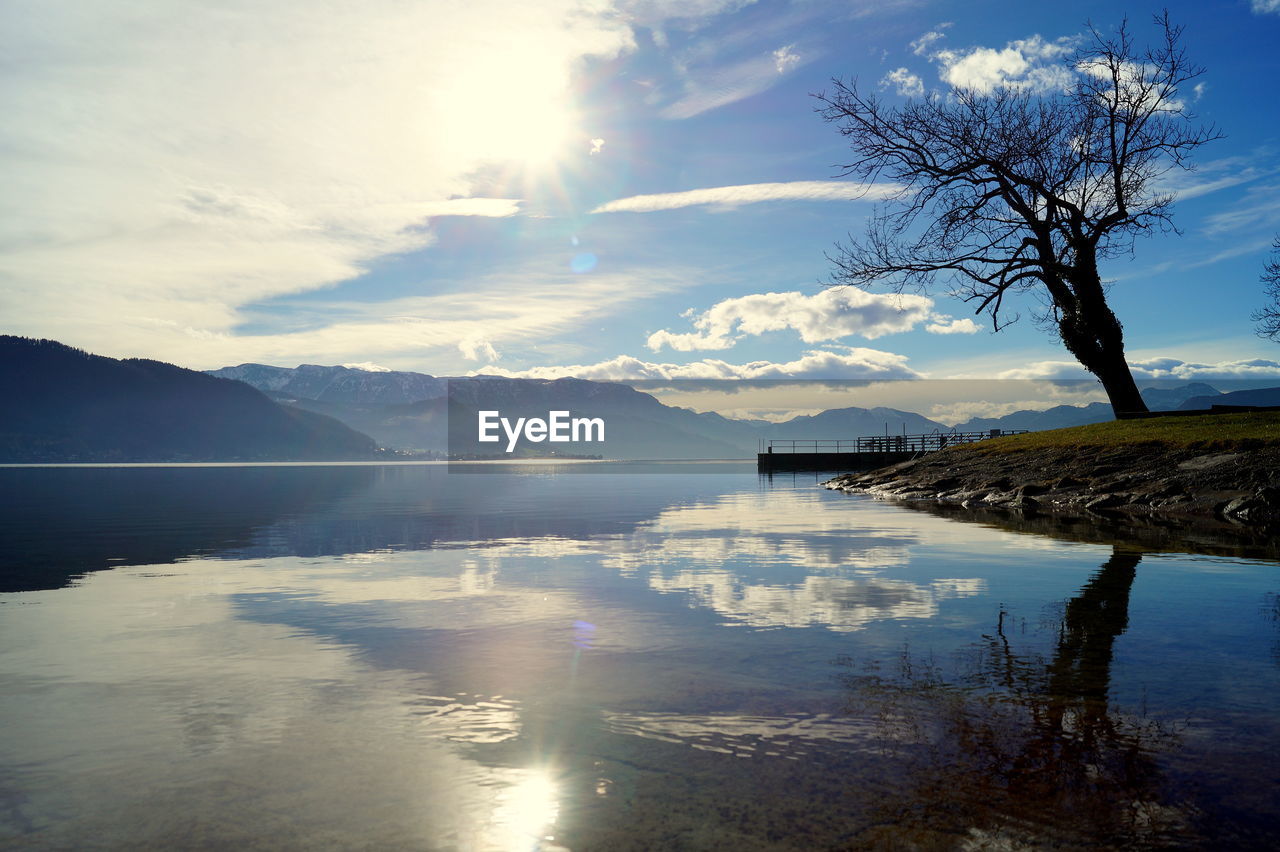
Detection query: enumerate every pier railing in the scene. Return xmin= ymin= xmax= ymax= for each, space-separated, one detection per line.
xmin=763 ymin=429 xmax=1027 ymax=454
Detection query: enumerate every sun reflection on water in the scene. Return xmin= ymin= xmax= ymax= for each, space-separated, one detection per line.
xmin=485 ymin=767 xmax=563 ymax=852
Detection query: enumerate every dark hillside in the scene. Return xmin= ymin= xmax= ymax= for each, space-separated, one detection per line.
xmin=0 ymin=336 xmax=378 ymax=461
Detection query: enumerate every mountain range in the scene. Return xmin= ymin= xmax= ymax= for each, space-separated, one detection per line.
xmin=0 ymin=336 xmax=1251 ymax=462
xmin=208 ymin=362 xmax=1231 ymax=458
xmin=0 ymin=337 xmax=378 ymax=462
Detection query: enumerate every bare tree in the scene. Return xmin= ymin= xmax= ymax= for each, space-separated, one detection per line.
xmin=816 ymin=14 xmax=1219 ymax=414
xmin=1253 ymin=237 xmax=1280 ymax=341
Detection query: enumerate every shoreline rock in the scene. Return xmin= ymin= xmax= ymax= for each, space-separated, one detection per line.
xmin=823 ymin=443 xmax=1280 ymax=529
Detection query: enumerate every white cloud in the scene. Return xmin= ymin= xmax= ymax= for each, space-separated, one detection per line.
xmin=881 ymin=67 xmax=925 ymax=98
xmin=477 ymin=346 xmax=923 ymax=381
xmin=997 ymin=357 xmax=1280 ymax=382
xmin=927 ymin=397 xmax=1107 ymax=426
xmin=0 ymin=1 xmax=633 ymax=364
xmin=773 ymin=44 xmax=802 ymax=74
xmin=910 ymin=26 xmax=950 ymax=56
xmin=924 ymin=316 xmax=981 ymax=335
xmin=591 ymin=180 xmax=897 ymax=213
xmin=1077 ymin=57 xmax=1185 ymax=114
xmin=931 ymin=35 xmax=1077 ymax=94
xmin=589 ymin=137 xmax=606 ymax=155
xmin=647 ymin=289 xmax=937 ymax=351
xmin=1128 ymin=357 xmax=1280 ymax=381
xmin=459 ymin=337 xmax=501 ymax=363
xmin=342 ymin=362 xmax=393 ymax=372
xmin=1252 ymin=0 xmax=1280 ymax=14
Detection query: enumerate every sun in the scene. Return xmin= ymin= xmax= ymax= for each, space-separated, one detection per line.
xmin=439 ymin=46 xmax=585 ymax=172
xmin=507 ymin=97 xmax=582 ymax=169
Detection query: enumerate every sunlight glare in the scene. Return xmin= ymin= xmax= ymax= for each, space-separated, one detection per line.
xmin=485 ymin=767 xmax=562 ymax=851
xmin=438 ymin=44 xmax=583 ymax=171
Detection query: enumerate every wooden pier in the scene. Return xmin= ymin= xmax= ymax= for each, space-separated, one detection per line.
xmin=757 ymin=429 xmax=1028 ymax=472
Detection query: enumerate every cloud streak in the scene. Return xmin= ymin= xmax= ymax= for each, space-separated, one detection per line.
xmin=659 ymin=40 xmax=812 ymax=120
xmin=477 ymin=347 xmax=923 ymax=381
xmin=592 ymin=181 xmax=897 ymax=213
xmin=997 ymin=357 xmax=1280 ymax=382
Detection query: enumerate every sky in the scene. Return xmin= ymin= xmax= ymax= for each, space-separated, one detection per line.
xmin=3 ymin=0 xmax=1280 ymax=395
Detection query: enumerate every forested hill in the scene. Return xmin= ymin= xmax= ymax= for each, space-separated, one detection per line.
xmin=0 ymin=336 xmax=379 ymax=462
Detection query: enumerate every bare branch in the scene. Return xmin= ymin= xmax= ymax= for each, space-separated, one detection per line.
xmin=1254 ymin=237 xmax=1280 ymax=341
xmin=813 ymin=13 xmax=1218 ymax=414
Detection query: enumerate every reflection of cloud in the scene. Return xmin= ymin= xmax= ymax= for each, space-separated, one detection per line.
xmin=598 ymin=491 xmax=987 ymax=632
xmin=0 ymin=560 xmax=549 ymax=848
xmin=411 ymin=694 xmax=522 ymax=744
xmin=648 ymin=570 xmax=984 ymax=632
xmin=602 ymin=710 xmax=882 ymax=758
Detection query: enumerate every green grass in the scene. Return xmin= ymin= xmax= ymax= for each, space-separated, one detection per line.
xmin=953 ymin=410 xmax=1280 ymax=454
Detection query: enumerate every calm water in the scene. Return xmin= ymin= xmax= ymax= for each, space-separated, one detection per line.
xmin=1 ymin=463 xmax=1278 ymax=850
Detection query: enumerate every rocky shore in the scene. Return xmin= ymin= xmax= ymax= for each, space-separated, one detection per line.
xmin=824 ymin=441 xmax=1280 ymax=528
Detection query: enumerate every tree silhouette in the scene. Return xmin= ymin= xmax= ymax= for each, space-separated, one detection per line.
xmin=838 ymin=547 xmax=1195 ymax=846
xmin=817 ymin=14 xmax=1219 ymax=414
xmin=1252 ymin=236 xmax=1280 ymax=341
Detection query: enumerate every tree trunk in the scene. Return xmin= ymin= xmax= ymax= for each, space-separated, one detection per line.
xmin=1088 ymin=349 xmax=1148 ymax=415
xmin=1057 ymin=271 xmax=1149 ymax=416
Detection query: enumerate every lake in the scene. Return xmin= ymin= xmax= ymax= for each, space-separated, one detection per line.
xmin=1 ymin=463 xmax=1277 ymax=849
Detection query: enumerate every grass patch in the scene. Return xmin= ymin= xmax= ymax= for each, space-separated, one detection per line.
xmin=952 ymin=411 xmax=1280 ymax=454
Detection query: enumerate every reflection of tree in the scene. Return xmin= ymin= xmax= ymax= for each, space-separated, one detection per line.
xmin=1265 ymin=592 xmax=1280 ymax=668
xmin=838 ymin=547 xmax=1195 ymax=847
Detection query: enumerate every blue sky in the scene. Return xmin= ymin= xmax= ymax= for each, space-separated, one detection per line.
xmin=3 ymin=0 xmax=1280 ymax=392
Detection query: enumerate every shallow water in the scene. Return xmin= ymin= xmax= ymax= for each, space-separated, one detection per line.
xmin=1 ymin=463 xmax=1277 ymax=849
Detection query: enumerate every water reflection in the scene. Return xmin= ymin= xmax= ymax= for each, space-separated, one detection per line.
xmin=838 ymin=546 xmax=1200 ymax=847
xmin=0 ymin=465 xmax=376 ymax=591
xmin=486 ymin=767 xmax=563 ymax=852
xmin=897 ymin=498 xmax=1280 ymax=562
xmin=2 ymin=467 xmax=1278 ymax=847
xmin=0 ymin=555 xmax=573 ymax=850
xmin=602 ymin=710 xmax=881 ymax=758
xmin=648 ymin=571 xmax=983 ymax=632
xmin=0 ymin=465 xmax=749 ymax=593
xmin=606 ymin=491 xmax=988 ymax=633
